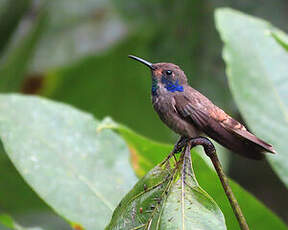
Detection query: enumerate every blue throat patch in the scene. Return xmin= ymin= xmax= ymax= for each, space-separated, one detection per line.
xmin=161 ymin=77 xmax=184 ymax=92
xmin=151 ymin=78 xmax=159 ymax=96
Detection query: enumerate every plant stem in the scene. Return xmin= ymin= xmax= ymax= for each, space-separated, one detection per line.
xmin=188 ymin=136 xmax=250 ymax=230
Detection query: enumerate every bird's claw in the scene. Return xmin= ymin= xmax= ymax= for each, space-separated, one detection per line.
xmin=172 ymin=136 xmax=190 ymax=154
xmin=162 ymin=137 xmax=191 ymax=165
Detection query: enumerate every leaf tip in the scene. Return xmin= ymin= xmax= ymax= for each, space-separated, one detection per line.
xmin=96 ymin=117 xmax=119 ymax=133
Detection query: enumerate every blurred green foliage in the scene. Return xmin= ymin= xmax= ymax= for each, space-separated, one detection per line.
xmin=0 ymin=5 xmax=47 ymax=92
xmin=0 ymin=0 xmax=31 ymax=54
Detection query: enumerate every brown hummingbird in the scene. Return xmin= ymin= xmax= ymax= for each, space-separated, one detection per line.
xmin=128 ymin=55 xmax=276 ymax=160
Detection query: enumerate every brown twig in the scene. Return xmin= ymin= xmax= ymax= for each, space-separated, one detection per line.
xmin=187 ymin=136 xmax=250 ymax=230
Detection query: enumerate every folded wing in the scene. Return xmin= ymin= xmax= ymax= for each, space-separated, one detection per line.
xmin=174 ymin=91 xmax=275 ymax=160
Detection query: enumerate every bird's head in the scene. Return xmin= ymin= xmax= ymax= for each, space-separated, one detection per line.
xmin=128 ymin=55 xmax=188 ymax=93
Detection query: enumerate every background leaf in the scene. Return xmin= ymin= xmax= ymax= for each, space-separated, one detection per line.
xmin=0 ymin=214 xmax=14 ymax=229
xmin=0 ymin=0 xmax=31 ymax=55
xmin=215 ymin=8 xmax=288 ymax=188
xmin=0 ymin=4 xmax=47 ymax=92
xmin=0 ymin=94 xmax=137 ymax=230
xmin=29 ymin=0 xmax=127 ymax=72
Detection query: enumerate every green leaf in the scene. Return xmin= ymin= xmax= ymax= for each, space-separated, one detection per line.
xmin=0 ymin=4 xmax=47 ymax=92
xmin=0 ymin=0 xmax=31 ymax=54
xmin=106 ymin=149 xmax=226 ymax=230
xmin=0 ymin=94 xmax=137 ymax=230
xmin=98 ymin=118 xmax=288 ymax=230
xmin=0 ymin=214 xmax=14 ymax=228
xmin=215 ymin=8 xmax=288 ymax=188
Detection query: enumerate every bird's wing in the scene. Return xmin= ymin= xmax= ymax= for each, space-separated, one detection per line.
xmin=174 ymin=90 xmax=275 ymax=159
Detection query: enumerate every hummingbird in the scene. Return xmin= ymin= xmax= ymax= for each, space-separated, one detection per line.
xmin=128 ymin=55 xmax=276 ymax=160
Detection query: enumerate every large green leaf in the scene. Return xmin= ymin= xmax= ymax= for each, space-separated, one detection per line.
xmin=215 ymin=8 xmax=288 ymax=188
xmin=106 ymin=150 xmax=226 ymax=230
xmin=0 ymin=94 xmax=137 ymax=230
xmin=98 ymin=119 xmax=288 ymax=230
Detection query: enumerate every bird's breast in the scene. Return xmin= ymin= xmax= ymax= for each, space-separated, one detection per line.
xmin=152 ymin=93 xmax=199 ymax=137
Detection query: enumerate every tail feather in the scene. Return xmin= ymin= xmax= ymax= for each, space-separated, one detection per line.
xmin=204 ymin=119 xmax=275 ymax=160
xmin=231 ymin=128 xmax=276 ymax=154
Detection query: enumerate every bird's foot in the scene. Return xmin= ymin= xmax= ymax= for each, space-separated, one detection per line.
xmin=162 ymin=136 xmax=190 ymax=165
xmin=172 ymin=136 xmax=190 ymax=154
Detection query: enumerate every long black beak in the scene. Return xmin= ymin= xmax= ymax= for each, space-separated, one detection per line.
xmin=128 ymin=55 xmax=155 ymax=70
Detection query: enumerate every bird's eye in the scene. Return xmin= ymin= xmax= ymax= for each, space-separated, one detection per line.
xmin=165 ymin=70 xmax=172 ymax=75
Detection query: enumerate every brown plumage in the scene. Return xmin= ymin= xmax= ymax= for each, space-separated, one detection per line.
xmin=129 ymin=55 xmax=276 ymax=160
